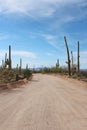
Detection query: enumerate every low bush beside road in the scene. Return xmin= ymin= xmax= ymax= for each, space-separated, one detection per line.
xmin=0 ymin=68 xmax=32 ymax=90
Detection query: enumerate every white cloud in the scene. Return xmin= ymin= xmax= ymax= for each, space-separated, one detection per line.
xmin=12 ymin=51 xmax=36 ymax=58
xmin=0 ymin=50 xmax=36 ymax=59
xmin=41 ymin=33 xmax=65 ymax=51
xmin=0 ymin=50 xmax=6 ymax=58
xmin=29 ymin=32 xmax=59 ymax=48
xmin=0 ymin=49 xmax=36 ymax=68
xmin=0 ymin=34 xmax=8 ymax=41
xmin=0 ymin=0 xmax=87 ymax=19
xmin=42 ymin=34 xmax=56 ymax=41
xmin=41 ymin=33 xmax=61 ymax=49
xmin=46 ymin=52 xmax=53 ymax=56
xmin=29 ymin=32 xmax=65 ymax=51
xmin=0 ymin=0 xmax=56 ymax=17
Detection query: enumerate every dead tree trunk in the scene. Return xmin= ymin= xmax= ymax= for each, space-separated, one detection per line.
xmin=64 ymin=36 xmax=71 ymax=76
xmin=71 ymin=51 xmax=73 ymax=69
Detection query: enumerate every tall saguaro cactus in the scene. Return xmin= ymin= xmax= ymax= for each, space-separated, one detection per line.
xmin=2 ymin=60 xmax=4 ymax=69
xmin=9 ymin=45 xmax=11 ymax=69
xmin=5 ymin=53 xmax=7 ymax=68
xmin=26 ymin=64 xmax=28 ymax=69
xmin=5 ymin=45 xmax=12 ymax=69
xmin=77 ymin=41 xmax=80 ymax=73
xmin=20 ymin=58 xmax=22 ymax=70
xmin=64 ymin=36 xmax=71 ymax=76
xmin=56 ymin=59 xmax=59 ymax=68
xmin=19 ymin=58 xmax=22 ymax=74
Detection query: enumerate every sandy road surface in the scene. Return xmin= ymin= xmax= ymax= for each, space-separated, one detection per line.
xmin=0 ymin=74 xmax=87 ymax=130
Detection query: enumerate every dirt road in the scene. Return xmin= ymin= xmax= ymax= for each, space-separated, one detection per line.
xmin=0 ymin=74 xmax=87 ymax=130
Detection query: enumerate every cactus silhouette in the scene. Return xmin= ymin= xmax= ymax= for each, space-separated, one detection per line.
xmin=64 ymin=36 xmax=71 ymax=76
xmin=56 ymin=59 xmax=59 ymax=68
xmin=19 ymin=58 xmax=22 ymax=74
xmin=77 ymin=41 xmax=80 ymax=73
xmin=5 ymin=45 xmax=12 ymax=69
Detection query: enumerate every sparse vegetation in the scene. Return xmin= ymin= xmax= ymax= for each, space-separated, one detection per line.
xmin=0 ymin=45 xmax=32 ymax=86
xmin=23 ymin=68 xmax=32 ymax=79
xmin=0 ymin=35 xmax=87 ymax=86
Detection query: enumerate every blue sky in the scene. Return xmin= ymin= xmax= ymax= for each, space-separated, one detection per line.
xmin=0 ymin=0 xmax=87 ymax=69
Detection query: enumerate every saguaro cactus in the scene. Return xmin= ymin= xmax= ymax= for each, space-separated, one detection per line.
xmin=64 ymin=36 xmax=71 ymax=76
xmin=71 ymin=51 xmax=76 ymax=74
xmin=20 ymin=58 xmax=22 ymax=70
xmin=16 ymin=64 xmax=18 ymax=70
xmin=5 ymin=53 xmax=7 ymax=68
xmin=19 ymin=58 xmax=22 ymax=74
xmin=5 ymin=45 xmax=12 ymax=69
xmin=9 ymin=45 xmax=11 ymax=69
xmin=26 ymin=64 xmax=28 ymax=69
xmin=2 ymin=60 xmax=4 ymax=69
xmin=77 ymin=41 xmax=80 ymax=73
xmin=56 ymin=59 xmax=59 ymax=68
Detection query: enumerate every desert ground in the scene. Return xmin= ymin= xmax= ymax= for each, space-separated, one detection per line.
xmin=0 ymin=74 xmax=87 ymax=130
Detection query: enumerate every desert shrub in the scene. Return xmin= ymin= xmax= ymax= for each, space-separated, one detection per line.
xmin=0 ymin=69 xmax=16 ymax=83
xmin=80 ymin=71 xmax=87 ymax=77
xmin=40 ymin=66 xmax=68 ymax=75
xmin=71 ymin=74 xmax=79 ymax=79
xmin=23 ymin=69 xmax=32 ymax=79
xmin=41 ymin=67 xmax=51 ymax=73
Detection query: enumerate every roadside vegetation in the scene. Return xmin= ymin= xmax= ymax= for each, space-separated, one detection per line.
xmin=0 ymin=45 xmax=32 ymax=86
xmin=32 ymin=36 xmax=87 ymax=82
xmin=0 ymin=36 xmax=87 ymax=86
xmin=33 ymin=66 xmax=87 ymax=82
xmin=0 ymin=67 xmax=32 ymax=84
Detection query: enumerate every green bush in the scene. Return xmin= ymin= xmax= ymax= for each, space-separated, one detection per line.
xmin=23 ymin=69 xmax=32 ymax=79
xmin=41 ymin=67 xmax=51 ymax=73
xmin=0 ymin=69 xmax=16 ymax=83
